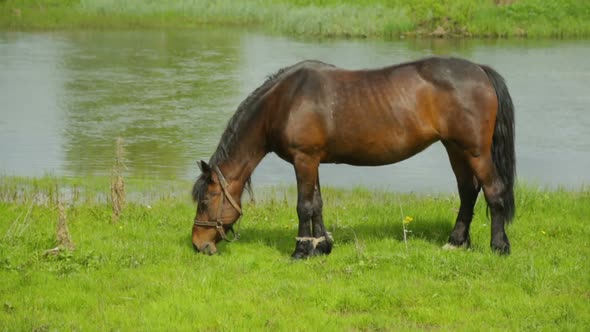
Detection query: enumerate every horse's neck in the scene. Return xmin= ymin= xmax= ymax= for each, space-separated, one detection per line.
xmin=216 ymin=120 xmax=267 ymax=196
xmin=214 ymin=74 xmax=278 ymax=194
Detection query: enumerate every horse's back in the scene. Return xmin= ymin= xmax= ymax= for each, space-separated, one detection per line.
xmin=414 ymin=57 xmax=488 ymax=88
xmin=268 ymin=57 xmax=497 ymax=166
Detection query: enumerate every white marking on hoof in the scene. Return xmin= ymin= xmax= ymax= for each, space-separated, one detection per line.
xmin=442 ymin=243 xmax=459 ymax=251
xmin=325 ymin=232 xmax=333 ymax=243
xmin=296 ymin=233 xmax=333 ymax=250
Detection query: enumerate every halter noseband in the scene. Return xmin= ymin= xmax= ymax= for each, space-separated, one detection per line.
xmin=193 ymin=166 xmax=243 ymax=242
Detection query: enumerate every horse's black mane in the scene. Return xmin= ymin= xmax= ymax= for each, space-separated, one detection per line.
xmin=210 ymin=67 xmax=286 ymax=167
xmin=192 ymin=60 xmax=332 ymax=203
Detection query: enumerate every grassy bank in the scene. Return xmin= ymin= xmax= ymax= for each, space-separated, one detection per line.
xmin=1 ymin=0 xmax=590 ymax=38
xmin=1 ymin=176 xmax=589 ymax=330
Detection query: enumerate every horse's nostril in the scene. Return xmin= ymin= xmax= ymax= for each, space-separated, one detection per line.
xmin=201 ymin=243 xmax=218 ymax=255
xmin=193 ymin=243 xmax=216 ymax=255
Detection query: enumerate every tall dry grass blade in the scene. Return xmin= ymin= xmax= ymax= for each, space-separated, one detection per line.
xmin=111 ymin=175 xmax=125 ymax=221
xmin=110 ymin=137 xmax=126 ymax=222
xmin=45 ymin=197 xmax=75 ymax=256
xmin=56 ymin=201 xmax=75 ymax=250
xmin=4 ymin=199 xmax=34 ymax=242
xmin=15 ymin=199 xmax=34 ymax=237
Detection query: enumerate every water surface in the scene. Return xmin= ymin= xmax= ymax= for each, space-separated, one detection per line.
xmin=1 ymin=30 xmax=589 ymax=192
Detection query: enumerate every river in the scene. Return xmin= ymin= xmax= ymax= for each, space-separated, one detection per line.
xmin=1 ymin=29 xmax=589 ymax=192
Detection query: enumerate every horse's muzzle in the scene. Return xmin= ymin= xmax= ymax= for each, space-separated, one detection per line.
xmin=193 ymin=242 xmax=218 ymax=255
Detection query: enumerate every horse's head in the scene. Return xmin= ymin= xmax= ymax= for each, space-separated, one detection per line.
xmin=192 ymin=160 xmax=242 ymax=255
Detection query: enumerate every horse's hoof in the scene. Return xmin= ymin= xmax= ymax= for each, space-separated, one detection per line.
xmin=291 ymin=251 xmax=308 ymax=260
xmin=291 ymin=239 xmax=314 ymax=259
xmin=491 ymin=234 xmax=511 ymax=255
xmin=293 ymin=233 xmax=334 ymax=258
xmin=311 ymin=237 xmax=333 ymax=256
xmin=491 ymin=242 xmax=511 ymax=255
xmin=447 ymin=234 xmax=471 ymax=248
xmin=443 ymin=236 xmax=471 ymax=251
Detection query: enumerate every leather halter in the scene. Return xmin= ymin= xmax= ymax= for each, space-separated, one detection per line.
xmin=193 ymin=166 xmax=243 ymax=242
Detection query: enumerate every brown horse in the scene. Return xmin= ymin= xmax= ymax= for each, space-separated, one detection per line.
xmin=192 ymin=56 xmax=515 ymax=258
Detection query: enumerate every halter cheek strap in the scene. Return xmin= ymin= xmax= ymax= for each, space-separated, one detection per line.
xmin=214 ymin=166 xmax=242 ymax=215
xmin=193 ymin=166 xmax=243 ymax=242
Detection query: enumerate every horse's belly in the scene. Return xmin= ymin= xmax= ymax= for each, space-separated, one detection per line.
xmin=323 ymin=134 xmax=437 ymax=166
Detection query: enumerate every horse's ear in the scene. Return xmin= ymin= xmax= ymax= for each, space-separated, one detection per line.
xmin=197 ymin=160 xmax=211 ymax=174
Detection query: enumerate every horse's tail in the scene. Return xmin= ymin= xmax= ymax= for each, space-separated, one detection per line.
xmin=481 ymin=65 xmax=516 ymax=223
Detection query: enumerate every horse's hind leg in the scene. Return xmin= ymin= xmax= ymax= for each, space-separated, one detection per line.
xmin=292 ymin=154 xmax=331 ymax=259
xmin=468 ymin=153 xmax=511 ymax=254
xmin=444 ymin=143 xmax=481 ymax=249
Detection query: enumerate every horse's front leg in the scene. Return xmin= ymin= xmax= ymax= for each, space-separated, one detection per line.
xmin=292 ymin=154 xmax=331 ymax=259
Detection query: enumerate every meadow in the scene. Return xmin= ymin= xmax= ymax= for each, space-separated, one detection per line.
xmin=1 ymin=176 xmax=589 ymax=330
xmin=1 ymin=0 xmax=590 ymax=38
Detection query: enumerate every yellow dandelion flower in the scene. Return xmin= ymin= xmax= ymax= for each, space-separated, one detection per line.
xmin=403 ymin=216 xmax=414 ymax=225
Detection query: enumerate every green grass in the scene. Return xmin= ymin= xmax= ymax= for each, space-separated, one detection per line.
xmin=1 ymin=0 xmax=590 ymax=38
xmin=1 ymin=176 xmax=589 ymax=330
